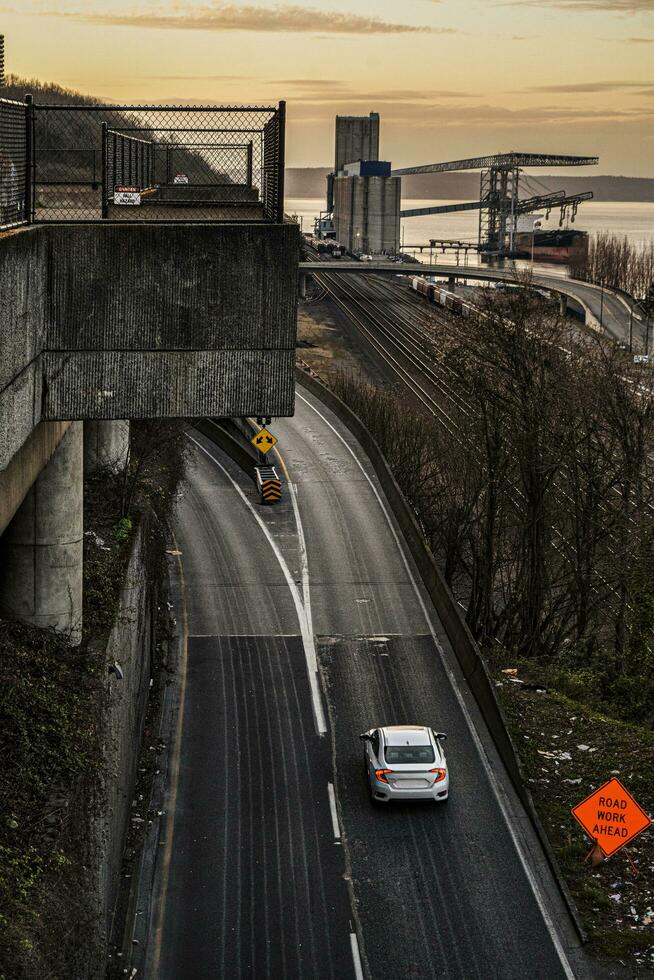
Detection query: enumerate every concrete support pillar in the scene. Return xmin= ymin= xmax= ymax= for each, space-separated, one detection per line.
xmin=0 ymin=422 xmax=83 ymax=644
xmin=84 ymin=420 xmax=130 ymax=476
xmin=559 ymin=294 xmax=567 ymax=316
xmin=299 ymin=272 xmax=307 ymax=299
xmin=448 ymin=276 xmax=457 ymax=293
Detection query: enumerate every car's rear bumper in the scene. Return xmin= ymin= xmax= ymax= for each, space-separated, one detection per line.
xmin=371 ymin=779 xmax=449 ymax=803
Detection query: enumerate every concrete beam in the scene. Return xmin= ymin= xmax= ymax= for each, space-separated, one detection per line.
xmin=0 ymin=422 xmax=83 ymax=643
xmin=0 ymin=221 xmax=299 ymax=468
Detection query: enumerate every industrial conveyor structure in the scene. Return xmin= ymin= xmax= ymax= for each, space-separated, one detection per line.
xmin=392 ymin=151 xmax=598 ymax=259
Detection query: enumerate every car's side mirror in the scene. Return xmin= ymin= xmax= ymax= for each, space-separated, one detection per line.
xmin=435 ymin=732 xmax=447 ymax=741
xmin=359 ymin=733 xmax=371 ymax=741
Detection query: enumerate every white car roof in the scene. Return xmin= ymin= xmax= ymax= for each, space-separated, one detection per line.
xmin=382 ymin=725 xmax=431 ymax=746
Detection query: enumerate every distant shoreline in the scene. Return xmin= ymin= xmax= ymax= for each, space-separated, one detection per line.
xmin=286 ymin=168 xmax=654 ymax=203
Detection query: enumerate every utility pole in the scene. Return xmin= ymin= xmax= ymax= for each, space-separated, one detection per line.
xmin=599 ymin=279 xmax=605 ymax=331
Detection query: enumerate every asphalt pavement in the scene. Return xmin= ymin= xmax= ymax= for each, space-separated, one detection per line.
xmin=146 ymin=441 xmax=355 ymax=980
xmin=145 ymin=385 xmax=588 ymax=979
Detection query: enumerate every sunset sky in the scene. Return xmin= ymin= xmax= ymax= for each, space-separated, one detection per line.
xmin=2 ymin=0 xmax=654 ymax=175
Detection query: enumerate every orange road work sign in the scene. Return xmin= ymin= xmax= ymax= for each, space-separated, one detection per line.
xmin=571 ymin=777 xmax=651 ymax=858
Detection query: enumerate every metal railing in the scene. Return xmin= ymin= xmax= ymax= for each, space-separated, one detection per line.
xmin=0 ymin=98 xmax=286 ymax=228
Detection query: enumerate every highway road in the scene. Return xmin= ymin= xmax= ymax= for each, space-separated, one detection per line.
xmin=300 ymin=261 xmax=647 ymax=350
xmin=145 ymin=386 xmax=589 ymax=979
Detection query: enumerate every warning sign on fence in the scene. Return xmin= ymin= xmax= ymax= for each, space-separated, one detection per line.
xmin=114 ymin=186 xmax=141 ymax=206
xmin=571 ymin=777 xmax=651 ymax=858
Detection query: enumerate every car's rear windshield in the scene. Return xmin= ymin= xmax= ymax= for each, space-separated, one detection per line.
xmin=384 ymin=744 xmax=435 ymax=764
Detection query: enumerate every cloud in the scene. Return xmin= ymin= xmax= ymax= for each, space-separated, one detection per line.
xmin=144 ymin=74 xmax=258 ymax=81
xmin=288 ymin=98 xmax=654 ymax=128
xmin=34 ymin=3 xmax=452 ymax=34
xmin=514 ymin=0 xmax=654 ymax=9
xmin=622 ymin=35 xmax=654 ymax=40
xmin=520 ymin=80 xmax=652 ymax=93
xmin=275 ymin=81 xmax=474 ymax=101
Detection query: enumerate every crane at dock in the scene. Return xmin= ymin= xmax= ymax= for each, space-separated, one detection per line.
xmin=392 ymin=151 xmax=598 ymax=259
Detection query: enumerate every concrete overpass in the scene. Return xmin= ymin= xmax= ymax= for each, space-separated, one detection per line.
xmin=0 ymin=100 xmax=297 ymax=642
xmin=299 ymin=261 xmax=645 ymax=349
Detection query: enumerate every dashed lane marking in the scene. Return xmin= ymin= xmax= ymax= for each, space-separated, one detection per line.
xmin=350 ymin=933 xmax=364 ymax=980
xmin=327 ymin=782 xmax=341 ymax=842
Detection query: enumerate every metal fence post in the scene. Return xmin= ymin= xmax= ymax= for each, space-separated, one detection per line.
xmin=246 ymin=141 xmax=253 ymax=188
xmin=276 ymin=100 xmax=286 ymax=223
xmin=24 ymin=93 xmax=33 ymax=223
xmin=101 ymin=122 xmax=108 ymax=219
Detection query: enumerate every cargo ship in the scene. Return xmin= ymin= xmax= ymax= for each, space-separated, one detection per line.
xmin=513 ymin=228 xmax=588 ymax=265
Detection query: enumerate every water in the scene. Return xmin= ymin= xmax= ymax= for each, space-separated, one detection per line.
xmin=287 ymin=197 xmax=654 ymax=254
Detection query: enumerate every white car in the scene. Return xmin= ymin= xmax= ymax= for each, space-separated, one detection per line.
xmin=360 ymin=725 xmax=449 ymax=804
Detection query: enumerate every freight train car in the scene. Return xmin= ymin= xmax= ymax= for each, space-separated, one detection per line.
xmin=409 ymin=276 xmax=469 ymax=316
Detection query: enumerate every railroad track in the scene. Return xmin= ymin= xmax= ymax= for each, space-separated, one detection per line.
xmin=311 ymin=265 xmax=637 ymax=628
xmin=314 ymin=270 xmax=472 ymax=433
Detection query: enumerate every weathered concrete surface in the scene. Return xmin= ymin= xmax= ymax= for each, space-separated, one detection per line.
xmin=45 ymin=350 xmax=294 ymax=419
xmin=93 ymin=523 xmax=156 ymax=961
xmin=84 ymin=420 xmax=130 ymax=475
xmin=0 ymin=229 xmax=48 ymax=469
xmin=0 ymin=422 xmax=83 ymax=641
xmin=46 ymin=224 xmax=297 ymax=352
xmin=0 ymin=220 xmax=298 ymax=465
xmin=0 ymin=420 xmax=72 ymax=535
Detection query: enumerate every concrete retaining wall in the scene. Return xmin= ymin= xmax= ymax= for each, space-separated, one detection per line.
xmin=296 ymin=367 xmax=586 ymax=941
xmin=91 ymin=520 xmax=160 ymax=967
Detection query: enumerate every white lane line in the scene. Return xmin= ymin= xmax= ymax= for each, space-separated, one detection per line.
xmin=350 ymin=933 xmax=364 ymax=980
xmin=327 ymin=782 xmax=341 ymax=842
xmin=288 ymin=478 xmax=316 ymax=649
xmin=297 ymin=391 xmax=576 ymax=980
xmin=188 ymin=434 xmax=328 ymax=736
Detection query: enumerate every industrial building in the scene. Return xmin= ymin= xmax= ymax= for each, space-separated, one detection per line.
xmin=334 ymin=112 xmax=379 ymax=174
xmin=323 ymin=113 xmax=400 ymax=256
xmin=333 ymin=161 xmax=400 ymax=255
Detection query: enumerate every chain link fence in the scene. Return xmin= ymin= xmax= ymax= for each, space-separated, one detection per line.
xmin=0 ymin=97 xmax=27 ymax=229
xmin=30 ymin=102 xmax=285 ymax=223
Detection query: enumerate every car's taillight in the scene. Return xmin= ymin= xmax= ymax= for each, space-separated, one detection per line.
xmin=375 ymin=769 xmax=392 ymax=783
xmin=430 ymin=768 xmax=447 ymax=782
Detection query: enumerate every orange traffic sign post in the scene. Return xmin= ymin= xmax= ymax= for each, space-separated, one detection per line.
xmin=571 ymin=777 xmax=651 ymax=859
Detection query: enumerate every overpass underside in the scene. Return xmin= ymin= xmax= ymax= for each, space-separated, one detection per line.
xmin=0 ymin=99 xmax=298 ymax=641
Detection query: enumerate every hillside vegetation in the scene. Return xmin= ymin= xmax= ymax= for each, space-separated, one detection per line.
xmin=3 ymin=74 xmax=224 ymax=184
